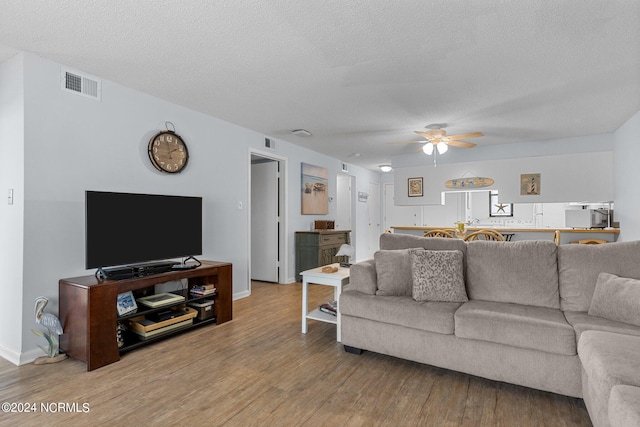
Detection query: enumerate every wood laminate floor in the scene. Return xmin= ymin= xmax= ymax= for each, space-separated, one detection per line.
xmin=0 ymin=281 xmax=591 ymax=426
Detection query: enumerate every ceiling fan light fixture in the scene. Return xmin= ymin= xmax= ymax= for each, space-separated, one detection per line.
xmin=379 ymin=164 xmax=392 ymax=172
xmin=437 ymin=141 xmax=448 ymax=154
xmin=422 ymin=142 xmax=434 ymax=155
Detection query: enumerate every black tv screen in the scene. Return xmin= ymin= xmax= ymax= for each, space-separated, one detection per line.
xmin=85 ymin=191 xmax=202 ymax=269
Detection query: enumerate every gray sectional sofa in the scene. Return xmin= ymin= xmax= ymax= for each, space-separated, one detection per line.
xmin=340 ymin=233 xmax=640 ymax=427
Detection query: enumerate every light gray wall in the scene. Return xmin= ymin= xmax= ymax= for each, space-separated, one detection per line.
xmin=2 ymin=52 xmax=380 ymax=360
xmin=394 ymin=150 xmax=613 ymax=206
xmin=0 ymin=53 xmax=25 ymax=362
xmin=614 ymin=110 xmax=640 ymax=241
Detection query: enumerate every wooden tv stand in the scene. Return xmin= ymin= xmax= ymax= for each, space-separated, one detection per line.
xmin=59 ymin=261 xmax=232 ymax=371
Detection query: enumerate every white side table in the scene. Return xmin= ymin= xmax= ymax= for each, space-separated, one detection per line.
xmin=301 ymin=263 xmax=350 ymax=342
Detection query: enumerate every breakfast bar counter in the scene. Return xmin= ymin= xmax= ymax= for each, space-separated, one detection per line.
xmin=391 ymin=226 xmax=619 ymax=244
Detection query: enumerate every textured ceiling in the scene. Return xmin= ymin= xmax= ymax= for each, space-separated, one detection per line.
xmin=1 ymin=0 xmax=639 ymax=170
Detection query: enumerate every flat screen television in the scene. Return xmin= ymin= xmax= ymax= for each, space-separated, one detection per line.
xmin=85 ymin=191 xmax=202 ymax=269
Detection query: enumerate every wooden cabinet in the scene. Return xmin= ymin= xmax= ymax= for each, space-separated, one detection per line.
xmin=295 ymin=230 xmax=350 ymax=281
xmin=59 ymin=261 xmax=232 ymax=371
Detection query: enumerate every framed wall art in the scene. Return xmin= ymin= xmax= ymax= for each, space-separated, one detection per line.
xmin=521 ymin=173 xmax=541 ymax=196
xmin=408 ymin=177 xmax=423 ymax=197
xmin=301 ymin=163 xmax=329 ymax=214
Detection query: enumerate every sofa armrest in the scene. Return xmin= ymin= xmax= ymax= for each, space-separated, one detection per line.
xmin=349 ymin=259 xmax=377 ymax=295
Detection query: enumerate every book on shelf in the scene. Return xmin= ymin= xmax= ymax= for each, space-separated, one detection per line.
xmin=319 ymin=300 xmax=338 ymax=316
xmin=190 ymin=285 xmax=217 ymax=296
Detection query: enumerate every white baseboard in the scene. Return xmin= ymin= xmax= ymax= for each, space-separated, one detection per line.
xmin=233 ymin=290 xmax=250 ymax=300
xmin=0 ymin=343 xmax=20 ymax=366
xmin=19 ymin=348 xmax=44 ymax=365
xmin=0 ymin=344 xmax=43 ymax=366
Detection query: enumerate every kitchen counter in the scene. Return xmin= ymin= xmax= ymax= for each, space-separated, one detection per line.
xmin=391 ymin=226 xmax=619 ymax=244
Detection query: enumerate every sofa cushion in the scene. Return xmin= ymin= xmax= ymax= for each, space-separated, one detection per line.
xmin=410 ymin=249 xmax=467 ymax=302
xmin=455 ymin=300 xmax=576 ymax=355
xmin=558 ymin=240 xmax=640 ymax=312
xmin=564 ymin=311 xmax=640 ymax=342
xmin=340 ymin=290 xmax=461 ymax=335
xmin=588 ymin=272 xmax=640 ymax=327
xmin=609 ymin=385 xmax=640 ymax=427
xmin=579 ymin=331 xmax=640 ymax=427
xmin=374 ymin=249 xmax=413 ymax=296
xmin=466 ymin=240 xmax=560 ymax=309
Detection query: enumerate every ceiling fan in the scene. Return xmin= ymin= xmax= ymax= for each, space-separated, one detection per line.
xmin=389 ymin=125 xmax=484 ymax=156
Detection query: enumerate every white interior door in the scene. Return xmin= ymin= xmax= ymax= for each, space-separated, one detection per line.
xmin=251 ymin=160 xmax=279 ymax=282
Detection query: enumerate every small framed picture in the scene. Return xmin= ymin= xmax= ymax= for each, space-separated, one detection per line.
xmin=408 ymin=177 xmax=423 ymax=197
xmin=116 ymin=291 xmax=138 ymax=316
xmin=521 ymin=173 xmax=541 ymax=195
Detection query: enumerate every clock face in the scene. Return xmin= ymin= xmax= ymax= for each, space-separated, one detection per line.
xmin=147 ymin=131 xmax=189 ymax=173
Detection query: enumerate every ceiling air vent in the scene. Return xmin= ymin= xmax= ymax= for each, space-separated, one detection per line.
xmin=61 ymin=68 xmax=102 ymax=100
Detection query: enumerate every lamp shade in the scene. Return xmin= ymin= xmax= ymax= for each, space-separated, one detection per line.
xmin=335 ymin=244 xmax=355 ymax=258
xmin=422 ymin=143 xmax=434 ymax=155
xmin=436 ymin=141 xmax=448 ymax=154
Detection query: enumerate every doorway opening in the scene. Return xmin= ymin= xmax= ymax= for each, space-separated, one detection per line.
xmin=249 ymin=150 xmax=288 ymax=288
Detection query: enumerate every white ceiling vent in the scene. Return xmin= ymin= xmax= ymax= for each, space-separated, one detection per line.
xmin=61 ymin=68 xmax=102 ymax=100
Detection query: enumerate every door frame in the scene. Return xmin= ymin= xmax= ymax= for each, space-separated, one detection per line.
xmin=248 ymin=149 xmax=288 ymax=289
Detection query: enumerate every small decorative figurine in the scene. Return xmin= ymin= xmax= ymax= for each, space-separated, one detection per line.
xmin=32 ymin=296 xmax=67 ymax=364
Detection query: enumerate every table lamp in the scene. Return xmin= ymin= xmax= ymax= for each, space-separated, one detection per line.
xmin=335 ymin=244 xmax=355 ymax=267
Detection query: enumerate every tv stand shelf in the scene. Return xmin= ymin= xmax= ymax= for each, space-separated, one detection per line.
xmin=59 ymin=260 xmax=232 ymax=371
xmin=116 ymin=289 xmax=219 ymax=352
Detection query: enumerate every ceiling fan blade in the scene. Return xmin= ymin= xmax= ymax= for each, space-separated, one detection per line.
xmin=447 ymin=132 xmax=484 ymax=140
xmin=447 ymin=140 xmax=477 ymax=148
xmin=414 ymin=131 xmax=438 ymax=140
xmin=386 ymin=140 xmax=425 ymax=145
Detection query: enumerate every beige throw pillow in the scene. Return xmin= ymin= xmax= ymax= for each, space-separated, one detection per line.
xmin=588 ymin=272 xmax=640 ymax=327
xmin=410 ymin=249 xmax=467 ymax=302
xmin=374 ymin=249 xmax=413 ymax=296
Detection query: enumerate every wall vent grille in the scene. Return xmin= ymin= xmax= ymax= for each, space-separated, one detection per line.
xmin=61 ymin=68 xmax=102 ymax=100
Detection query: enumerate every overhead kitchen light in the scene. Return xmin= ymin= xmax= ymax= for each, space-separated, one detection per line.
xmin=379 ymin=164 xmax=393 ymax=172
xmin=291 ymin=129 xmax=311 ymax=137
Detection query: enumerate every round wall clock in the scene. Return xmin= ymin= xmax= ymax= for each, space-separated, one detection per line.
xmin=147 ymin=130 xmax=189 ymax=173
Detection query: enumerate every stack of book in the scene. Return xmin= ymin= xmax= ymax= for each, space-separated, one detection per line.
xmin=319 ymin=300 xmax=337 ymax=316
xmin=190 ymin=284 xmax=217 ymax=297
